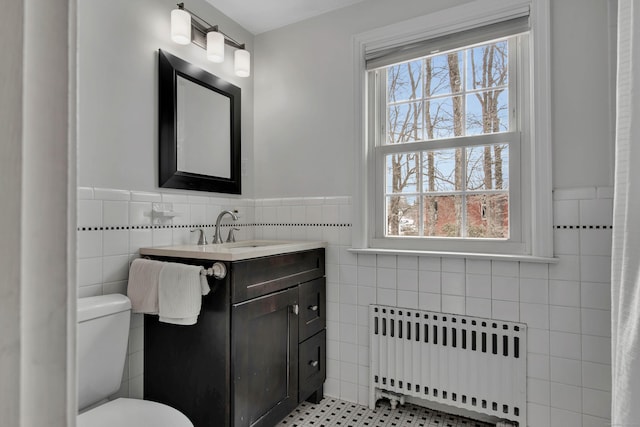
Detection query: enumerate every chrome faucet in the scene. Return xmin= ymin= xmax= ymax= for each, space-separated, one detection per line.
xmin=226 ymin=227 xmax=240 ymax=243
xmin=191 ymin=228 xmax=208 ymax=245
xmin=213 ymin=210 xmax=238 ymax=243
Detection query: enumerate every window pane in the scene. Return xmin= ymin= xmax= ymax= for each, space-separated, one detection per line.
xmin=466 ymin=90 xmax=509 ymax=135
xmin=388 ymin=60 xmax=423 ymax=102
xmin=425 ymin=96 xmax=463 ymax=140
xmin=466 ymin=193 xmax=509 ymax=238
xmin=386 ymin=153 xmax=419 ymax=194
xmin=388 ymin=102 xmax=423 ymax=143
xmin=466 ymin=144 xmax=509 ymax=190
xmin=387 ymin=195 xmax=419 ymax=236
xmin=466 ymin=40 xmax=509 ymax=90
xmin=423 ymin=195 xmax=462 ymax=237
xmin=426 ymin=52 xmax=463 ymax=97
xmin=422 ymin=148 xmax=462 ymax=192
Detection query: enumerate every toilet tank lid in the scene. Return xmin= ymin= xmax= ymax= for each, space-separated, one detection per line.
xmin=78 ymin=294 xmax=131 ymax=323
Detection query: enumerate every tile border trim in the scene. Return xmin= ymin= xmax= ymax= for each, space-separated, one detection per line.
xmin=553 ymin=225 xmax=613 ymax=229
xmin=77 ymin=223 xmax=353 ymax=232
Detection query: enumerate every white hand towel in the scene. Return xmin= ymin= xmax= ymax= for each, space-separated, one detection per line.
xmin=127 ymin=258 xmax=165 ymax=314
xmin=158 ymin=262 xmax=207 ymax=325
xmin=201 ymin=272 xmax=211 ymax=296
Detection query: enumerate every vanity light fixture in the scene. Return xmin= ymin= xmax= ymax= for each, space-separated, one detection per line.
xmin=234 ymin=49 xmax=251 ymax=78
xmin=170 ymin=3 xmax=250 ymax=77
xmin=207 ymin=31 xmax=225 ymax=63
xmin=170 ymin=6 xmax=191 ymax=45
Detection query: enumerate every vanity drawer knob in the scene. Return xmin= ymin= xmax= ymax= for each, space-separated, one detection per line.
xmin=309 ymin=360 xmax=319 ymax=367
xmin=292 ymin=304 xmax=299 ymax=315
xmin=308 ymin=305 xmax=318 ymax=311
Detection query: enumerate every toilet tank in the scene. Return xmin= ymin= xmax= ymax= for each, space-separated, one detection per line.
xmin=77 ymin=294 xmax=132 ymax=411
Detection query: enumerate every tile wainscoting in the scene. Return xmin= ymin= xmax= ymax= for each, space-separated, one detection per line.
xmin=77 ymin=187 xmax=256 ymax=399
xmin=77 ymin=186 xmax=613 ymax=426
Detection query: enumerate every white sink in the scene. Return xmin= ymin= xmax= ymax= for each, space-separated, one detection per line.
xmin=139 ymin=240 xmax=326 ymax=262
xmin=220 ymin=240 xmax=291 ymax=248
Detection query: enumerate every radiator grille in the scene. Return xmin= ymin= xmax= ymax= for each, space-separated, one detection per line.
xmin=369 ymin=305 xmax=526 ymax=425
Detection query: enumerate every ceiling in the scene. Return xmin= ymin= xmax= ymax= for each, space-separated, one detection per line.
xmin=205 ymin=0 xmax=371 ymax=35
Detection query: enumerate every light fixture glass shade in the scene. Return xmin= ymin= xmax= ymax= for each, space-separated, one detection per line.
xmin=171 ymin=8 xmax=191 ymax=45
xmin=207 ymin=31 xmax=225 ymax=62
xmin=234 ymin=49 xmax=251 ymax=77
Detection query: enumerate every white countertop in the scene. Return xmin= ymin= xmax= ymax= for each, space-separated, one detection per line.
xmin=139 ymin=240 xmax=327 ymax=262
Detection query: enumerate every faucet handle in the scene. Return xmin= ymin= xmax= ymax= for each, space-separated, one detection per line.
xmin=226 ymin=227 xmax=240 ymax=243
xmin=191 ymin=228 xmax=208 ymax=245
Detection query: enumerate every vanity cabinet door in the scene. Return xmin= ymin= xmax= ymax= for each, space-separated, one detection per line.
xmin=232 ymin=287 xmax=299 ymax=427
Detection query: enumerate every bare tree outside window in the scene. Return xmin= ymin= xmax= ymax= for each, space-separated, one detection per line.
xmin=384 ymin=39 xmax=511 ymax=239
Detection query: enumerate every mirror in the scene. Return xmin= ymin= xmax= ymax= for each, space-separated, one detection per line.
xmin=176 ymin=75 xmax=231 ymax=178
xmin=158 ymin=49 xmax=241 ymax=194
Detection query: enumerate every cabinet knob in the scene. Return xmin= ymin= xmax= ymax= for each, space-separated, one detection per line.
xmin=292 ymin=304 xmax=299 ymax=315
xmin=308 ymin=305 xmax=318 ymax=311
xmin=309 ymin=360 xmax=319 ymax=367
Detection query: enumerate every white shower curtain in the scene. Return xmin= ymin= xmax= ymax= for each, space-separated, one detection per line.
xmin=612 ymin=0 xmax=640 ymax=425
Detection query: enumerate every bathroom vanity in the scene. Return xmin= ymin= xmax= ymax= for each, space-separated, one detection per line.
xmin=139 ymin=241 xmax=326 ymax=427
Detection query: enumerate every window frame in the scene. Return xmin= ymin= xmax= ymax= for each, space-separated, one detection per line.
xmin=352 ymin=0 xmax=552 ymax=258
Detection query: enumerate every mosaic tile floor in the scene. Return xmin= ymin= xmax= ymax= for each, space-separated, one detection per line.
xmin=276 ymin=398 xmax=495 ymax=427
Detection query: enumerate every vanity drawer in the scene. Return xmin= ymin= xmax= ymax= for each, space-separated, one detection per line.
xmin=298 ymin=278 xmax=326 ymax=342
xmin=298 ymin=330 xmax=326 ymax=403
xmin=231 ymin=249 xmax=325 ymax=303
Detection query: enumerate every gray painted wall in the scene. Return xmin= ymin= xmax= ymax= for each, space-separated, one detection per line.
xmin=77 ymin=0 xmax=616 ymax=198
xmin=77 ymin=0 xmax=255 ymax=197
xmin=551 ymin=0 xmax=616 ymax=188
xmin=252 ymin=0 xmax=616 ymax=198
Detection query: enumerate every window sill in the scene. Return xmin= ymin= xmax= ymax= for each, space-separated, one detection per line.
xmin=348 ymin=247 xmax=558 ymax=263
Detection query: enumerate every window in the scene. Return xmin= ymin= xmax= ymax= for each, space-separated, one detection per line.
xmin=354 ymin=2 xmax=553 ymax=257
xmin=374 ymin=35 xmax=521 ymax=242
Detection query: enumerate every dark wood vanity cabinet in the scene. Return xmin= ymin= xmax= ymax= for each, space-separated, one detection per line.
xmin=144 ymin=248 xmax=326 ymax=427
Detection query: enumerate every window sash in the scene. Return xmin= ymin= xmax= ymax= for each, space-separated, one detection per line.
xmin=374 ymin=134 xmax=522 ymax=243
xmin=379 ymin=37 xmax=518 ymax=145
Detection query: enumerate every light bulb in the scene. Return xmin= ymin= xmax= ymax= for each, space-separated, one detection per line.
xmin=207 ymin=32 xmax=225 ymax=62
xmin=171 ymin=8 xmax=191 ymax=45
xmin=234 ymin=49 xmax=250 ymax=77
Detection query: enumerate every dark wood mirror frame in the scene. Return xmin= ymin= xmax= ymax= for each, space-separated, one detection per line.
xmin=158 ymin=49 xmax=241 ymax=194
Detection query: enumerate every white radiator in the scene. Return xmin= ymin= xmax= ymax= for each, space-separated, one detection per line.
xmin=369 ymin=305 xmax=527 ymax=426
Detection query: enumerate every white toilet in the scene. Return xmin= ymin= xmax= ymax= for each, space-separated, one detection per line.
xmin=77 ymin=294 xmax=193 ymax=427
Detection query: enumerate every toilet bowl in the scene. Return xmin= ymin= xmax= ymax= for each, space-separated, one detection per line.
xmin=77 ymin=397 xmax=191 ymax=427
xmin=77 ymin=294 xmax=192 ymax=427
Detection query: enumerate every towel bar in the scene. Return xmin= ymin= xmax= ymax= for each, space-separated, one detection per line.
xmin=140 ymin=256 xmax=227 ymax=280
xmin=202 ymin=262 xmax=227 ymax=279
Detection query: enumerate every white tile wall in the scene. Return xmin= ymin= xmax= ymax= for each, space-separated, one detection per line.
xmin=77 ymin=186 xmax=255 ymax=399
xmin=78 ymin=186 xmax=614 ymax=425
xmin=465 ymin=274 xmax=491 ymax=298
xmin=250 ymin=187 xmax=613 ymax=426
xmin=465 ymin=297 xmax=491 ymax=318
xmin=492 ymin=299 xmax=520 ymax=321
xmin=551 ymin=357 xmax=582 ymax=387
